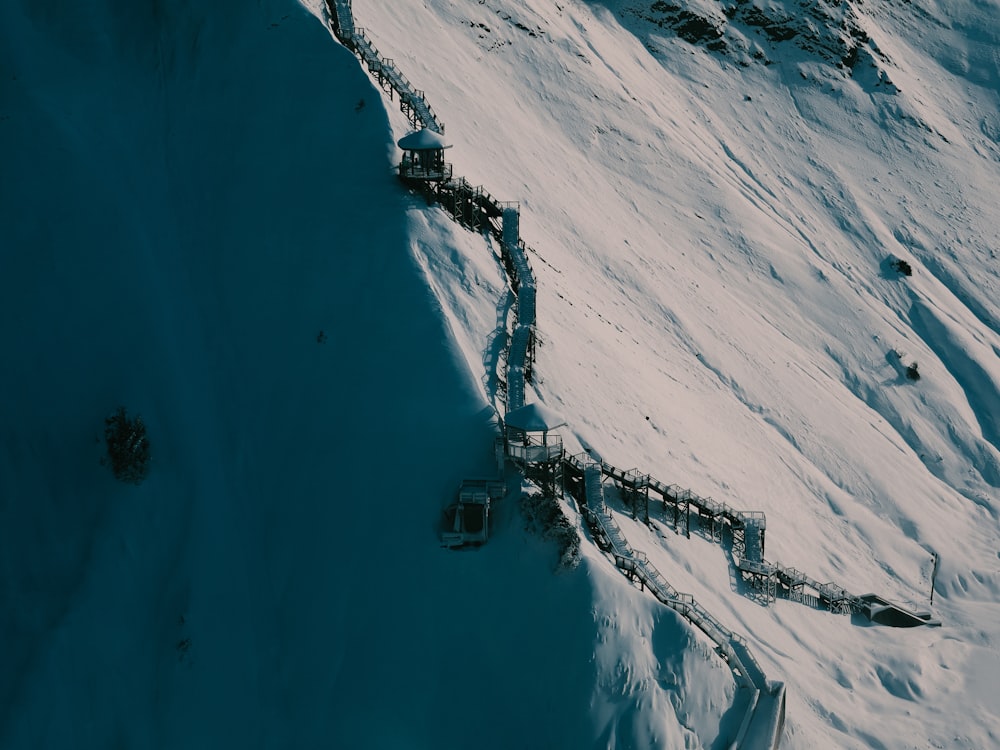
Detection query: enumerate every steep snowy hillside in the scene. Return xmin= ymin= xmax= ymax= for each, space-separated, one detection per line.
xmin=2 ymin=1 xmax=740 ymax=748
xmin=343 ymin=0 xmax=1000 ymax=747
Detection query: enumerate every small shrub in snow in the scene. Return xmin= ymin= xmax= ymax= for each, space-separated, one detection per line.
xmin=104 ymin=406 xmax=151 ymax=484
xmin=520 ymin=491 xmax=581 ymax=571
xmin=889 ymin=257 xmax=913 ymax=276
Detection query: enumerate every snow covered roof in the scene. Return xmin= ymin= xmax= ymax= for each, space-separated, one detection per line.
xmin=397 ymin=128 xmax=451 ymax=151
xmin=505 ymin=402 xmax=567 ymax=432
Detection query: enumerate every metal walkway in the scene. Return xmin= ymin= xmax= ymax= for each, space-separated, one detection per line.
xmin=576 ymin=453 xmax=942 ymax=628
xmin=575 ymin=456 xmax=786 ymax=748
xmin=325 ymin=1 xmax=444 ymax=133
xmin=324 ymin=0 xmax=536 ymax=412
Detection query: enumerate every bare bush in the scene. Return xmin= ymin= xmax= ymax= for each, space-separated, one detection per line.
xmin=104 ymin=407 xmax=150 ymax=484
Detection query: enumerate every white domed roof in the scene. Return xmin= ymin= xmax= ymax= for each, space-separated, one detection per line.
xmin=505 ymin=402 xmax=567 ymax=432
xmin=397 ymin=128 xmax=451 ymax=151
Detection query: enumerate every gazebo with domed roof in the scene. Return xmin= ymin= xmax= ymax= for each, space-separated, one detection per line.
xmin=397 ymin=127 xmax=453 ymax=183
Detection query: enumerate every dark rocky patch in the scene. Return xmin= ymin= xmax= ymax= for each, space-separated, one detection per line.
xmin=622 ymin=0 xmax=897 ymax=92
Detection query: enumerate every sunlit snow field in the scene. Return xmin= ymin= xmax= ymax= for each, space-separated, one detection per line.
xmin=345 ymin=0 xmax=1000 ymax=746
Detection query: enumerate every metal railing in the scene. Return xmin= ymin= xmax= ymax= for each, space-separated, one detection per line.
xmin=325 ymin=4 xmax=445 ymax=133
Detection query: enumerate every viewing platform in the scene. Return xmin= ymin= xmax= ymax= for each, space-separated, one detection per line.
xmin=397 ymin=128 xmax=453 ymax=183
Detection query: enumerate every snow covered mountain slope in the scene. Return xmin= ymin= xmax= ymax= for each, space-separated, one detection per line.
xmin=334 ymin=0 xmax=1000 ymax=747
xmin=1 ymin=1 xmax=738 ymax=748
xmin=3 ymin=0 xmax=998 ymax=745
